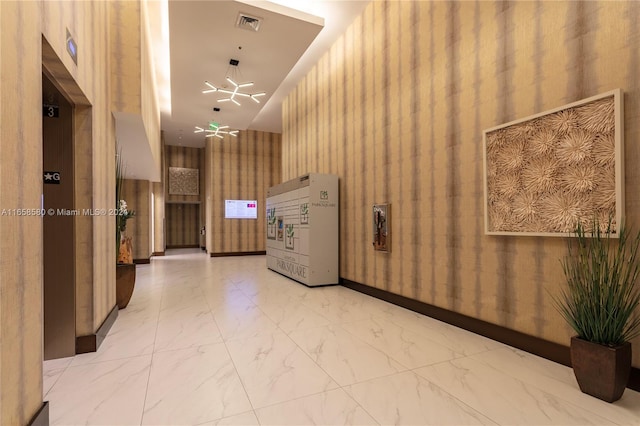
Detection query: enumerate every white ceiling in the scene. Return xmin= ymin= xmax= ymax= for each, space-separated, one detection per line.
xmin=162 ymin=0 xmax=370 ymax=148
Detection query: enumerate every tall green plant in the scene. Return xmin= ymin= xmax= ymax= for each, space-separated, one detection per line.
xmin=555 ymin=220 xmax=640 ymax=346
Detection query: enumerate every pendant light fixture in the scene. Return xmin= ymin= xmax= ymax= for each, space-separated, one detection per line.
xmin=194 ymin=123 xmax=238 ymax=139
xmin=202 ymin=59 xmax=266 ymax=106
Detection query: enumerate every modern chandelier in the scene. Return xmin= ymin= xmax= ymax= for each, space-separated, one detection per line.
xmin=202 ymin=59 xmax=266 ymax=106
xmin=194 ymin=124 xmax=238 ymax=139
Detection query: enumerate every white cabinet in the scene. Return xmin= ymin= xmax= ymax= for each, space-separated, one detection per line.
xmin=266 ymin=173 xmax=339 ymax=286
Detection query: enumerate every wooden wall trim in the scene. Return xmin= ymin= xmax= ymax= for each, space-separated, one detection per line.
xmin=210 ymin=251 xmax=266 ymax=257
xmin=341 ymin=278 xmax=640 ymax=392
xmin=27 ymin=401 xmax=49 ymax=426
xmin=152 ymin=251 xmax=165 ymax=256
xmin=166 ymin=245 xmax=199 ymax=249
xmin=133 ymin=258 xmax=151 ymax=264
xmin=75 ymin=305 xmax=118 ymax=354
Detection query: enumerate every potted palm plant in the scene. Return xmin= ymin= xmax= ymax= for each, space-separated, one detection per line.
xmin=555 ymin=219 xmax=640 ymax=402
xmin=115 ymin=150 xmax=136 ymax=309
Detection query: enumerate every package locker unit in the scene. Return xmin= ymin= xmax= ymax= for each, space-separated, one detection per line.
xmin=266 ymin=173 xmax=339 ymax=286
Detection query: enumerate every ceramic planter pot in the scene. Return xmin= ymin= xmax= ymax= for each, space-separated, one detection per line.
xmin=116 ymin=263 xmax=136 ymax=309
xmin=570 ymin=336 xmax=631 ymax=402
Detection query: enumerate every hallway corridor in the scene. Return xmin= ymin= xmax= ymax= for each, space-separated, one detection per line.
xmin=44 ymin=250 xmax=640 ymax=425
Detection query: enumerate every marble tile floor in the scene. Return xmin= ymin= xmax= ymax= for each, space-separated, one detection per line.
xmin=44 ymin=249 xmax=640 ymax=425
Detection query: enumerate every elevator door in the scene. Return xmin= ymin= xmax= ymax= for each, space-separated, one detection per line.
xmin=166 ymin=203 xmax=200 ymax=248
xmin=42 ymin=73 xmax=76 ymax=360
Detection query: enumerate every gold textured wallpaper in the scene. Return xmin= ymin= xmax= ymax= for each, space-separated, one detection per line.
xmin=282 ymin=1 xmax=640 ymax=366
xmin=207 ymin=130 xmax=281 ymax=254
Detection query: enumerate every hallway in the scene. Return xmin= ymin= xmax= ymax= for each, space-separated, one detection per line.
xmin=44 ymin=250 xmax=640 ymax=425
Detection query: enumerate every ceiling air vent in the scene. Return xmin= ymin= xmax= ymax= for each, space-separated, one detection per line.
xmin=236 ymin=13 xmax=262 ymax=32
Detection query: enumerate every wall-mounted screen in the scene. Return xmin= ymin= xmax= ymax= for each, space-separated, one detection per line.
xmin=225 ymin=200 xmax=257 ymax=219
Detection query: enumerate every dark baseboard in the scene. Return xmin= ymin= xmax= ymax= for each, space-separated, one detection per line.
xmin=210 ymin=251 xmax=266 ymax=257
xmin=268 ymin=267 xmax=338 ymax=288
xmin=166 ymin=244 xmax=199 ymax=249
xmin=28 ymin=401 xmax=49 ymax=426
xmin=630 ymin=367 xmax=640 ymax=392
xmin=76 ymin=304 xmax=118 ymax=354
xmin=201 ymin=246 xmax=206 ymax=251
xmin=152 ymin=251 xmax=165 ymax=256
xmin=341 ymin=278 xmax=640 ymax=392
xmin=133 ymin=258 xmax=150 ymax=264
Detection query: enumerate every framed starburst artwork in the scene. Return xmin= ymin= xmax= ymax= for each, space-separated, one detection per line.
xmin=483 ymin=89 xmax=623 ymax=236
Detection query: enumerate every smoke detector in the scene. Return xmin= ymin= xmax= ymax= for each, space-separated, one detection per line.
xmin=236 ymin=13 xmax=262 ymax=32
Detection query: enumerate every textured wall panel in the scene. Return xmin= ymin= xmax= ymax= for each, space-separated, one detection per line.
xmin=282 ymin=0 xmax=640 ymax=366
xmin=485 ymin=92 xmax=620 ymax=235
xmin=168 ymin=167 xmax=199 ymax=195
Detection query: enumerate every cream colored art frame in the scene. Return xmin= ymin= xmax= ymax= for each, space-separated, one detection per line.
xmin=483 ymin=89 xmax=624 ymax=237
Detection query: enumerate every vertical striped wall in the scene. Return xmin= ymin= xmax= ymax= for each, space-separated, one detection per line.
xmin=205 ymin=138 xmax=213 ymax=251
xmin=1 ymin=0 xmax=158 ymax=421
xmin=282 ymin=0 xmax=640 ymax=366
xmin=0 ymin=2 xmax=43 ymax=423
xmin=152 ymin=133 xmax=166 ymax=254
xmin=165 ymin=145 xmax=204 ymax=247
xmin=42 ymin=0 xmax=116 ymax=337
xmin=166 ymin=204 xmax=200 ymax=247
xmin=110 ymin=0 xmax=141 ymax=113
xmin=140 ymin=0 xmax=161 ymax=172
xmin=111 ymin=0 xmax=162 ymax=177
xmin=165 ymin=145 xmax=203 ymax=203
xmin=110 ymin=0 xmax=161 ymax=259
xmin=207 ymin=130 xmax=281 ymax=254
xmin=122 ymin=179 xmax=151 ymax=261
xmin=0 ymin=0 xmax=120 ymax=422
xmin=114 ymin=0 xmax=164 ymax=256
xmin=0 ymin=0 xmax=129 ymax=420
xmin=152 ymin=181 xmax=165 ymax=253
xmin=83 ymin=0 xmax=114 ymax=334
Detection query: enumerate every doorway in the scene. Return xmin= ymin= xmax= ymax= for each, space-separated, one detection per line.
xmin=165 ymin=203 xmax=200 ymax=248
xmin=42 ymin=73 xmax=76 ymax=360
